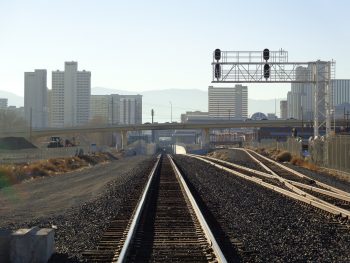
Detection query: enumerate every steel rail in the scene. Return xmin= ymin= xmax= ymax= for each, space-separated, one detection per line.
xmin=168 ymin=155 xmax=227 ymax=263
xmin=197 ymin=154 xmax=350 ymax=203
xmin=232 ymin=149 xmax=334 ymax=203
xmin=286 ymin=180 xmax=350 ymax=203
xmin=116 ymin=155 xmax=161 ymax=263
xmin=189 ymin=155 xmax=350 ymax=218
xmin=192 ymin=154 xmax=276 ymax=179
xmin=242 ymin=148 xmax=350 ymax=197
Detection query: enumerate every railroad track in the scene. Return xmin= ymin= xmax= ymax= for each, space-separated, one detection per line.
xmin=241 ymin=149 xmax=350 ymax=209
xmin=188 ymin=150 xmax=350 ymax=220
xmin=83 ymin=154 xmax=226 ymax=262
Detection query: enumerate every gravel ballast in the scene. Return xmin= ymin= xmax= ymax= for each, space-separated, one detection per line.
xmin=1 ymin=157 xmax=155 ymax=262
xmin=174 ymin=155 xmax=350 ymax=263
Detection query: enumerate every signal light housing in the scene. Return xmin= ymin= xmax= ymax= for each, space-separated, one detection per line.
xmin=264 ymin=64 xmax=270 ymax=79
xmin=215 ymin=63 xmax=221 ymax=79
xmin=263 ymin=48 xmax=270 ymax=61
xmin=214 ymin=49 xmax=221 ymax=61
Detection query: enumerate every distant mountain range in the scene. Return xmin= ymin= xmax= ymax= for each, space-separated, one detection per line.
xmin=0 ymin=90 xmax=24 ymax=107
xmin=0 ymin=88 xmax=286 ymax=122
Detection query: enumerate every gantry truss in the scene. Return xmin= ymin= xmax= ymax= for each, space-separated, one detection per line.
xmin=211 ymin=49 xmax=336 ymax=139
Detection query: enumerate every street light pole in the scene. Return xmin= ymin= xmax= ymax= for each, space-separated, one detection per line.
xmin=169 ymin=101 xmax=172 ymax=122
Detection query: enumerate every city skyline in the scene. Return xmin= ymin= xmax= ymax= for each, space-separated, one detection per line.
xmin=1 ymin=0 xmax=350 ymax=99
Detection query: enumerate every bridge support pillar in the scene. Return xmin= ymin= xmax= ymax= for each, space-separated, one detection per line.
xmin=121 ymin=130 xmax=128 ymax=150
xmin=201 ymin=128 xmax=210 ymax=149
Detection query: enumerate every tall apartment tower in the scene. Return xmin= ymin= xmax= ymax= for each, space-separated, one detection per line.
xmin=332 ymin=79 xmax=350 ymax=105
xmin=51 ymin=62 xmax=91 ymax=127
xmin=24 ymin=69 xmax=48 ymax=128
xmin=233 ymin=84 xmax=248 ymax=118
xmin=208 ymin=85 xmax=248 ymax=119
xmin=287 ymin=62 xmax=329 ymax=121
xmin=280 ymin=100 xmax=288 ymax=119
xmin=90 ymin=95 xmax=109 ymax=122
xmin=287 ymin=66 xmax=312 ymax=120
xmin=109 ymin=94 xmax=142 ymax=125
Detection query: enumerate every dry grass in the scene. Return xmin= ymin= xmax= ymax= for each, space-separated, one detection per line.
xmin=0 ymin=153 xmax=114 ymax=189
xmin=207 ymin=150 xmax=230 ymax=161
xmin=254 ymin=147 xmax=319 ymax=172
xmin=290 ymin=156 xmax=318 ymax=171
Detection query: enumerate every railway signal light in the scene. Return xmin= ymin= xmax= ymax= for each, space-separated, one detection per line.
xmin=214 ymin=49 xmax=221 ymax=61
xmin=215 ymin=63 xmax=221 ymax=79
xmin=263 ymin=48 xmax=270 ymax=61
xmin=264 ymin=64 xmax=270 ymax=79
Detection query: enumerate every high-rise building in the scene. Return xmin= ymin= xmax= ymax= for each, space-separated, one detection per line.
xmin=109 ymin=94 xmax=142 ymax=124
xmin=287 ymin=62 xmax=328 ymax=121
xmin=90 ymin=95 xmax=109 ymax=122
xmin=280 ymin=100 xmax=287 ymax=119
xmin=234 ymin=85 xmax=248 ymax=118
xmin=287 ymin=66 xmax=312 ymax=120
xmin=208 ymin=85 xmax=248 ymax=119
xmin=332 ymin=79 xmax=350 ymax=106
xmin=0 ymin=98 xmax=8 ymax=109
xmin=24 ymin=69 xmax=48 ymax=128
xmin=51 ymin=62 xmax=91 ymax=127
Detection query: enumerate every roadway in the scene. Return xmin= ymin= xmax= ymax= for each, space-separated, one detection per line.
xmin=0 ymin=120 xmax=303 ymax=138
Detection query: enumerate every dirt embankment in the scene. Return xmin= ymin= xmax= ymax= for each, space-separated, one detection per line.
xmin=0 ymin=152 xmax=117 ymax=189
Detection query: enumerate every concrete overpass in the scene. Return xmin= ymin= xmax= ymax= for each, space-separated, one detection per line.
xmin=0 ymin=120 xmax=303 ymax=149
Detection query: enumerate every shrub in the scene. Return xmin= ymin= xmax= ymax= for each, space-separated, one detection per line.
xmin=276 ymin=151 xmax=292 ymax=162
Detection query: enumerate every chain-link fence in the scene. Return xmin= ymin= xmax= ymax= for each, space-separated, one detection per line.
xmin=244 ymin=138 xmax=302 ymax=157
xmin=0 ymin=146 xmax=91 ymax=164
xmin=325 ymin=135 xmax=350 ymax=173
xmin=244 ymin=135 xmax=350 ymax=173
xmin=309 ymin=139 xmax=325 ymax=166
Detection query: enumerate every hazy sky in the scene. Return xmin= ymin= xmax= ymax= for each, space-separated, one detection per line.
xmin=0 ymin=0 xmax=349 ymax=99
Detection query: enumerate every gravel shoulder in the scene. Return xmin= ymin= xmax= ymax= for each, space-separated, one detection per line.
xmin=0 ymin=155 xmax=150 ymax=226
xmin=208 ymin=149 xmax=265 ymax=171
xmin=174 ymin=155 xmax=350 ymax=263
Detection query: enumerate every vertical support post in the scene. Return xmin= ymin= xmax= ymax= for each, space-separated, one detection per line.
xmin=325 ymin=62 xmax=332 ymax=137
xmin=29 ymin=107 xmax=33 ymax=141
xmin=121 ymin=130 xmax=128 ymax=150
xmin=324 ymin=62 xmax=332 ymax=167
xmin=313 ymin=62 xmax=319 ymax=137
xmin=201 ymin=128 xmax=210 ymax=149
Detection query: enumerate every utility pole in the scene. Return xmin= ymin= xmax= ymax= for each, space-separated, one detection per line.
xmin=169 ymin=101 xmax=172 ymax=122
xmin=111 ymin=96 xmax=114 ymax=124
xmin=151 ymin=109 xmax=154 ymax=124
xmin=301 ymin=105 xmax=304 ymax=138
xmin=112 ymin=97 xmax=114 ymax=146
xmin=29 ymin=107 xmax=32 ymax=141
xmin=151 ymin=109 xmax=155 ymax=143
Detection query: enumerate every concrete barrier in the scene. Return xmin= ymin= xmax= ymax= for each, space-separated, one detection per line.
xmin=0 ymin=229 xmax=12 ymax=261
xmin=0 ymin=227 xmax=55 ymax=263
